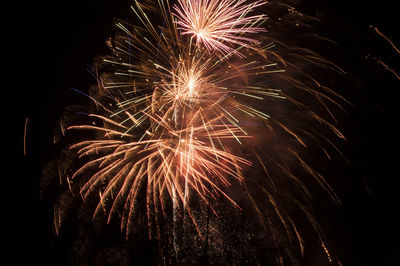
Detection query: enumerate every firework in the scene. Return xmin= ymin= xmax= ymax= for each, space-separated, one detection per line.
xmin=69 ymin=112 xmax=252 ymax=227
xmin=173 ymin=0 xmax=267 ymax=55
xmin=52 ymin=0 xmax=350 ymax=264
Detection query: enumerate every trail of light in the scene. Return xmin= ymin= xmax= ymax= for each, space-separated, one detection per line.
xmin=24 ymin=117 xmax=28 ymax=156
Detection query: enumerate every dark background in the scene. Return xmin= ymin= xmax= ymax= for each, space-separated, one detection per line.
xmin=9 ymin=0 xmax=399 ymax=265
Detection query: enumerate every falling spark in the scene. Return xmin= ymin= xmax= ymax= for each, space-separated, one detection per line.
xmin=24 ymin=117 xmax=28 ymax=156
xmin=371 ymin=25 xmax=400 ymax=54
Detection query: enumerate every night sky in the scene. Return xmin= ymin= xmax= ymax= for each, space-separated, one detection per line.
xmin=9 ymin=0 xmax=399 ymax=265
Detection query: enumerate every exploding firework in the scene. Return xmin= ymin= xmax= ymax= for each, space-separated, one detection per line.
xmin=173 ymin=0 xmax=267 ymax=55
xmin=47 ymin=0 xmax=353 ymax=264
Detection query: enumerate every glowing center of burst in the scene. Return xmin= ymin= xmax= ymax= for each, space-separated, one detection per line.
xmin=195 ymin=29 xmax=210 ymax=42
xmin=173 ymin=67 xmax=203 ymax=103
xmin=188 ymin=77 xmax=195 ymax=96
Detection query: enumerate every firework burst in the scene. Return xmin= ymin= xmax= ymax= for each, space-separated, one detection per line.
xmin=50 ymin=0 xmax=350 ymax=264
xmin=173 ymin=0 xmax=267 ymax=55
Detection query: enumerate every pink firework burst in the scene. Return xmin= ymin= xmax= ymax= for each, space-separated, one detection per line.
xmin=173 ymin=0 xmax=267 ymax=55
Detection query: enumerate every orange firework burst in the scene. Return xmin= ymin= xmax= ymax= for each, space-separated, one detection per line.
xmin=173 ymin=0 xmax=267 ymax=55
xmin=69 ymin=112 xmax=251 ymax=232
xmin=52 ymin=0 xmax=350 ymax=263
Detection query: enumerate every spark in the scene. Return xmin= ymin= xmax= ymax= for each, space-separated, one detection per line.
xmin=24 ymin=117 xmax=28 ymax=156
xmin=371 ymin=25 xmax=400 ymax=54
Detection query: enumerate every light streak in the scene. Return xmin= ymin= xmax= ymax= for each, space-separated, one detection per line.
xmin=24 ymin=117 xmax=28 ymax=156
